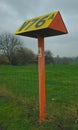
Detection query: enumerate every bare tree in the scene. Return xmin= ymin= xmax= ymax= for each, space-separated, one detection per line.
xmin=45 ymin=50 xmax=54 ymax=64
xmin=0 ymin=33 xmax=22 ymax=63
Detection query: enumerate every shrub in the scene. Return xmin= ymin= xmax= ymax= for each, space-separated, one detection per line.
xmin=0 ymin=56 xmax=10 ymax=65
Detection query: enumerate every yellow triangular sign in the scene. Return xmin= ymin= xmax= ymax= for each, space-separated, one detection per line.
xmin=14 ymin=11 xmax=68 ymax=38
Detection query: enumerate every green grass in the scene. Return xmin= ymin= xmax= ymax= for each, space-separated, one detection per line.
xmin=0 ymin=64 xmax=78 ymax=130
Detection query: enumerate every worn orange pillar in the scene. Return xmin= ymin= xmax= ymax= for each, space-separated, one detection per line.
xmin=38 ymin=36 xmax=46 ymax=121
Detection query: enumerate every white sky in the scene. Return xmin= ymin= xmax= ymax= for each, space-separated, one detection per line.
xmin=0 ymin=0 xmax=78 ymax=57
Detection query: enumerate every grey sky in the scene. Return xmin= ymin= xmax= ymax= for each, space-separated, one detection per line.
xmin=0 ymin=0 xmax=78 ymax=57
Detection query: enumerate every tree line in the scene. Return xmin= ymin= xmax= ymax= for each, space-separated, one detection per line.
xmin=0 ymin=33 xmax=78 ymax=65
xmin=0 ymin=33 xmax=54 ymax=65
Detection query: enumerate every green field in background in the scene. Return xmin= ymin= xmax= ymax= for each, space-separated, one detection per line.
xmin=0 ymin=64 xmax=78 ymax=130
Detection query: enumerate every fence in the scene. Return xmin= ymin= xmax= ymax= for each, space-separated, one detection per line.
xmin=0 ymin=62 xmax=78 ymax=129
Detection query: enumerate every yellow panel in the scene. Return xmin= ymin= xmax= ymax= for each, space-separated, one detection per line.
xmin=14 ymin=11 xmax=58 ymax=34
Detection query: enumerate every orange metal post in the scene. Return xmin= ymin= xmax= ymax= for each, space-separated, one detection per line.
xmin=38 ymin=36 xmax=46 ymax=121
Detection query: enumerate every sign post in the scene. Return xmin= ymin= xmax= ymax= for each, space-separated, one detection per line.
xmin=14 ymin=11 xmax=68 ymax=121
xmin=38 ymin=36 xmax=46 ymax=120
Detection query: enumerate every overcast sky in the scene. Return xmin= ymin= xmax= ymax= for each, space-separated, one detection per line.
xmin=0 ymin=0 xmax=78 ymax=57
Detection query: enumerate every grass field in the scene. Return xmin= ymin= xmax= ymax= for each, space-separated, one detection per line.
xmin=0 ymin=64 xmax=78 ymax=130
